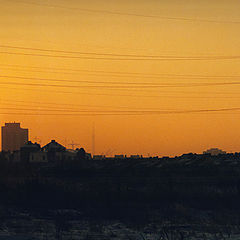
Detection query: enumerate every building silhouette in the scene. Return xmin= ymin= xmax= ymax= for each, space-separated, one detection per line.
xmin=203 ymin=148 xmax=226 ymax=156
xmin=20 ymin=141 xmax=41 ymax=163
xmin=1 ymin=123 xmax=29 ymax=152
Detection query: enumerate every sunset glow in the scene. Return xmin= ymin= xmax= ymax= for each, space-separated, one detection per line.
xmin=1 ymin=0 xmax=240 ymax=156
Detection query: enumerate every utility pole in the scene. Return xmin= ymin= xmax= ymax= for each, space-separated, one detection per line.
xmin=92 ymin=123 xmax=95 ymax=156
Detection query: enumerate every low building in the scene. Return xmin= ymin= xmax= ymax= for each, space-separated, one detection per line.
xmin=85 ymin=153 xmax=92 ymax=160
xmin=42 ymin=140 xmax=66 ymax=162
xmin=12 ymin=151 xmax=20 ymax=162
xmin=114 ymin=155 xmax=126 ymax=159
xmin=42 ymin=140 xmax=66 ymax=152
xmin=11 ymin=139 xmax=90 ymax=163
xmin=130 ymin=155 xmax=143 ymax=159
xmin=29 ymin=151 xmax=48 ymax=163
xmin=20 ymin=141 xmax=41 ymax=163
xmin=93 ymin=155 xmax=105 ymax=160
xmin=0 ymin=151 xmax=12 ymax=162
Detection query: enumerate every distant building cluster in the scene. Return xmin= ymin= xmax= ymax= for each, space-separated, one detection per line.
xmin=1 ymin=122 xmax=91 ymax=163
xmin=0 ymin=123 xmax=148 ymax=163
xmin=92 ymin=154 xmax=144 ymax=160
xmin=203 ymin=148 xmax=227 ymax=156
xmin=1 ymin=122 xmax=231 ymax=162
xmin=12 ymin=140 xmax=91 ymax=163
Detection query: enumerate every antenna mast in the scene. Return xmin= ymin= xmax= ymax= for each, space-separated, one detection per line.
xmin=92 ymin=123 xmax=95 ymax=156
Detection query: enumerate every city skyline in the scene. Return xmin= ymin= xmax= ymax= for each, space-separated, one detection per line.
xmin=0 ymin=122 xmax=230 ymax=157
xmin=1 ymin=0 xmax=240 ymax=156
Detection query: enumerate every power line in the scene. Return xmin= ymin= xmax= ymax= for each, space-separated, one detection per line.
xmin=0 ymin=74 xmax=188 ymax=86
xmin=2 ymin=64 xmax=240 ymax=80
xmin=7 ymin=0 xmax=240 ymax=24
xmin=3 ymin=45 xmax=240 ymax=61
xmin=0 ymin=44 xmax=198 ymax=58
xmin=3 ymin=63 xmax=240 ymax=79
xmin=1 ymin=75 xmax=240 ymax=89
xmin=0 ymin=99 xmax=177 ymax=111
xmin=0 ymin=85 xmax=162 ymax=98
xmin=1 ymin=50 xmax=240 ymax=61
xmin=0 ymin=80 xmax=195 ymax=89
xmin=2 ymin=85 xmax=240 ymax=99
xmin=3 ymin=44 xmax=240 ymax=60
xmin=1 ymin=107 xmax=240 ymax=116
xmin=2 ymin=106 xmax=165 ymax=113
xmin=1 ymin=106 xmax=192 ymax=113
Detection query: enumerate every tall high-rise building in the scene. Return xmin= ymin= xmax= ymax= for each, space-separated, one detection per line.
xmin=1 ymin=123 xmax=29 ymax=152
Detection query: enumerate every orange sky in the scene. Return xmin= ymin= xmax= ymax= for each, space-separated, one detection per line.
xmin=1 ymin=0 xmax=240 ymax=156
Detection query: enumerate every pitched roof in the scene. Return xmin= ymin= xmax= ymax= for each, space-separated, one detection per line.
xmin=42 ymin=140 xmax=66 ymax=152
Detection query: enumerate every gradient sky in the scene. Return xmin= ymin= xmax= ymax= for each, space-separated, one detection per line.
xmin=1 ymin=0 xmax=240 ymax=156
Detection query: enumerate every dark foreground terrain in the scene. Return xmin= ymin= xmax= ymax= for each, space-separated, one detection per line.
xmin=1 ymin=153 xmax=240 ymax=239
